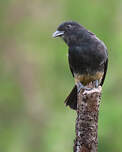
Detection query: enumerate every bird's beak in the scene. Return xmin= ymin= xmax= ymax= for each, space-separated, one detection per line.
xmin=52 ymin=30 xmax=64 ymax=38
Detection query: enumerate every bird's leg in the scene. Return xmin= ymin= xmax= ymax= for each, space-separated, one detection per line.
xmin=94 ymin=80 xmax=99 ymax=88
xmin=76 ymin=82 xmax=92 ymax=93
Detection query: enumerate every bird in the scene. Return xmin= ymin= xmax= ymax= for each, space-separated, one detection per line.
xmin=52 ymin=21 xmax=108 ymax=110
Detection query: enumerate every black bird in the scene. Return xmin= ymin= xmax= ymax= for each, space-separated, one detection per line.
xmin=52 ymin=21 xmax=108 ymax=110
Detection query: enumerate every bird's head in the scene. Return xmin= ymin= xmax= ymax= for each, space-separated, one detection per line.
xmin=52 ymin=21 xmax=89 ymax=46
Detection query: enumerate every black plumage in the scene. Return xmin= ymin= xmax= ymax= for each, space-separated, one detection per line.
xmin=53 ymin=21 xmax=108 ymax=110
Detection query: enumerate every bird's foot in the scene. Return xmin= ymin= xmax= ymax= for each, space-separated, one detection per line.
xmin=76 ymin=82 xmax=92 ymax=93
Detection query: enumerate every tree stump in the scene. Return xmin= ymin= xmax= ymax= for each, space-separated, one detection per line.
xmin=74 ymin=84 xmax=102 ymax=152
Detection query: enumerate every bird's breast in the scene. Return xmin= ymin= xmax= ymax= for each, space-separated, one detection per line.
xmin=68 ymin=44 xmax=105 ymax=74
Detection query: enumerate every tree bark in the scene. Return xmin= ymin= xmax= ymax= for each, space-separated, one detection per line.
xmin=74 ymin=85 xmax=102 ymax=152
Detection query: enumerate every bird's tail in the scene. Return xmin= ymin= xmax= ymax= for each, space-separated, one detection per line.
xmin=64 ymin=85 xmax=77 ymax=110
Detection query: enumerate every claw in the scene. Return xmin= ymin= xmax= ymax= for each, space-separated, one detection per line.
xmin=76 ymin=82 xmax=92 ymax=93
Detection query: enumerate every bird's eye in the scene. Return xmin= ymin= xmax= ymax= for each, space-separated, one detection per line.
xmin=66 ymin=24 xmax=72 ymax=29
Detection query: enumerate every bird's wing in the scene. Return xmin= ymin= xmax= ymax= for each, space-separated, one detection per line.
xmin=68 ymin=61 xmax=74 ymax=77
xmin=100 ymin=58 xmax=108 ymax=86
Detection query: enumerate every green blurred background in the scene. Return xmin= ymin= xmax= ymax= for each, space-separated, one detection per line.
xmin=0 ymin=0 xmax=122 ymax=152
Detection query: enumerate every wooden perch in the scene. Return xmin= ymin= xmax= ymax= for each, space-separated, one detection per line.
xmin=74 ymin=84 xmax=102 ymax=152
